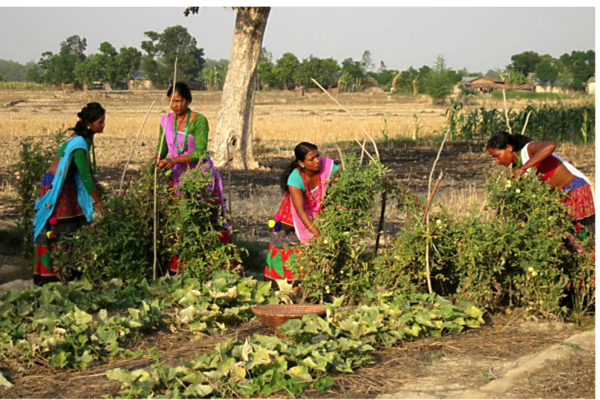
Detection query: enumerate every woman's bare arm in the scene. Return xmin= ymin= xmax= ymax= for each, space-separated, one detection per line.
xmin=289 ymin=186 xmax=320 ymax=237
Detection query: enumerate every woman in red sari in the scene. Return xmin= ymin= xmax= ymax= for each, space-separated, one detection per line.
xmin=487 ymin=131 xmax=595 ymax=236
xmin=265 ymin=142 xmax=338 ymax=280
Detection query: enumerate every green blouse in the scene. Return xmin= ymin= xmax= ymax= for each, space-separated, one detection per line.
xmin=157 ymin=112 xmax=209 ymax=164
xmin=57 ymin=138 xmax=97 ymax=193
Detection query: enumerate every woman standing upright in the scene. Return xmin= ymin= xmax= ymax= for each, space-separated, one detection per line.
xmin=155 ymin=82 xmax=231 ymax=273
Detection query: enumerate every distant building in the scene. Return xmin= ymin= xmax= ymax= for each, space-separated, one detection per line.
xmin=462 ymin=76 xmax=508 ymax=93
xmin=513 ymin=83 xmax=535 ymax=92
xmin=534 ymin=79 xmax=573 ymax=95
xmin=586 ymin=77 xmax=595 ymax=95
xmin=128 ymin=71 xmax=153 ymax=90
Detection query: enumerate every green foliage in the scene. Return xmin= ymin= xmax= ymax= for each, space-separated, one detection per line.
xmin=274 ymin=52 xmax=300 ymax=90
xmin=509 ymin=51 xmax=541 ymax=76
xmin=296 ymin=56 xmax=340 ymax=88
xmin=106 ymin=291 xmax=484 ymax=398
xmin=54 ymin=164 xmax=242 ymax=284
xmin=380 ymin=171 xmax=594 ymax=319
xmin=53 ymin=171 xmax=171 ymax=284
xmin=299 ymin=154 xmax=388 ymax=304
xmin=535 ymin=55 xmax=559 ymax=84
xmin=0 ymin=272 xmax=277 ymax=371
xmin=165 ymin=165 xmax=243 ymax=281
xmin=0 ymin=59 xmax=26 ymax=81
xmin=442 ymin=102 xmax=595 ymax=143
xmin=12 ymin=128 xmax=66 ymax=255
xmin=425 ymin=55 xmax=453 ymax=103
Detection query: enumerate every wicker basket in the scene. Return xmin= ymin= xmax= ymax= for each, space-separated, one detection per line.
xmin=252 ymin=304 xmax=325 ymax=339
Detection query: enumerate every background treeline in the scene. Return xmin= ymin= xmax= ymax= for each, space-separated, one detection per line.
xmin=0 ymin=25 xmax=595 ymax=92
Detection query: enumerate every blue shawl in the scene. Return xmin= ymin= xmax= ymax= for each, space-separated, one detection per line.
xmin=33 ymin=136 xmax=94 ymax=242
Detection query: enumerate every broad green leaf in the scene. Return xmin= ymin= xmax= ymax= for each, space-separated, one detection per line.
xmin=287 ymin=366 xmax=312 ymax=381
xmin=73 ymin=307 xmax=93 ymax=326
xmin=183 ymin=384 xmax=213 ymax=397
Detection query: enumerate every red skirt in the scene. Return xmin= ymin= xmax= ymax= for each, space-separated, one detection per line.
xmin=562 ymin=177 xmax=595 ymax=221
xmin=34 ymin=173 xmax=88 ymax=286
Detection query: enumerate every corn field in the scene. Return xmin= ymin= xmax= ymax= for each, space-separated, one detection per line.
xmin=444 ymin=101 xmax=595 ymax=144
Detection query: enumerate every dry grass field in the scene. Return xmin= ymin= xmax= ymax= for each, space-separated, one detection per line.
xmin=0 ymin=89 xmax=595 ymax=237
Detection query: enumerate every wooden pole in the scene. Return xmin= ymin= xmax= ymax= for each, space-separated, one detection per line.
xmin=153 ymin=58 xmax=177 ymax=281
xmin=119 ymin=100 xmax=155 ymax=194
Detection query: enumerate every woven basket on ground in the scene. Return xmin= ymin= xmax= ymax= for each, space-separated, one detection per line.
xmin=252 ymin=304 xmax=325 ymax=339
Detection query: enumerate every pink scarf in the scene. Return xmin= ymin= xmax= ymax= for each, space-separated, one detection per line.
xmin=291 ymin=156 xmax=335 ymax=243
xmin=161 ymin=113 xmax=197 ymax=188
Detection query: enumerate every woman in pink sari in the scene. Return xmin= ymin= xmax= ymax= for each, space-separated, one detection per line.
xmin=265 ymin=142 xmax=338 ymax=280
xmin=155 ymin=82 xmax=231 ymax=274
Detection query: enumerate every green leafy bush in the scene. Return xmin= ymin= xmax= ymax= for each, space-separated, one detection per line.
xmin=12 ymin=128 xmax=66 ymax=254
xmin=299 ymin=154 xmax=388 ymax=304
xmin=378 ymin=171 xmax=594 ymax=319
xmin=54 ymin=165 xmax=243 ymax=284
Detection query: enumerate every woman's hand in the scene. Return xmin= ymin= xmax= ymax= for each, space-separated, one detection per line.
xmin=309 ymin=225 xmax=321 ymax=238
xmin=156 ymin=158 xmax=175 ymax=170
xmin=513 ymin=167 xmax=525 ymax=179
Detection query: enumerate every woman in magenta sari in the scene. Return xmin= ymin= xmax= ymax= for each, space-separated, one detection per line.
xmin=155 ymin=82 xmax=230 ymax=274
xmin=265 ymin=142 xmax=338 ymax=280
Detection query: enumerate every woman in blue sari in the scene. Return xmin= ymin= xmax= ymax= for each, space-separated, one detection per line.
xmin=33 ymin=103 xmax=107 ymax=285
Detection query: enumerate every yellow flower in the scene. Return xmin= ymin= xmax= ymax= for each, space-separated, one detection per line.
xmin=515 ymin=189 xmax=521 ymax=194
xmin=528 ymin=267 xmax=534 ymax=272
xmin=531 ymin=271 xmax=538 ymax=277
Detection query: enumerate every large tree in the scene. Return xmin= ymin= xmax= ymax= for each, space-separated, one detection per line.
xmin=118 ymin=46 xmax=143 ymax=84
xmin=425 ymin=54 xmax=453 ymax=103
xmin=509 ymin=51 xmax=541 ymax=76
xmin=186 ymin=7 xmax=270 ymax=169
xmin=275 ymin=52 xmax=300 ymax=90
xmin=559 ymin=50 xmax=595 ymax=89
xmin=535 ymin=55 xmax=559 ymax=84
xmin=38 ymin=35 xmax=87 ymax=85
xmin=141 ymin=25 xmax=205 ymax=88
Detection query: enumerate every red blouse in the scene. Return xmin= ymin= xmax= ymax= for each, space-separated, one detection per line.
xmin=532 ymin=154 xmax=561 ymax=181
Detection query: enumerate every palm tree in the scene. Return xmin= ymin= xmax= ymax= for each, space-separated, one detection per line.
xmin=187 ymin=6 xmax=270 ymax=168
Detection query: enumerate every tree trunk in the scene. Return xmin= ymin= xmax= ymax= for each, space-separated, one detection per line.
xmin=210 ymin=7 xmax=270 ymax=169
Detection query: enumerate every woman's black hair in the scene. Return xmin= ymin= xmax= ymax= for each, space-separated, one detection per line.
xmin=70 ymin=102 xmax=105 ymax=136
xmin=486 ymin=131 xmax=532 ymax=152
xmin=280 ymin=142 xmax=318 ymax=192
xmin=167 ymin=82 xmax=193 ymax=103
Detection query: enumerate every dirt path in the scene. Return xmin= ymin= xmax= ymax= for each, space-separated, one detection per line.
xmin=375 ymin=326 xmax=594 ymax=399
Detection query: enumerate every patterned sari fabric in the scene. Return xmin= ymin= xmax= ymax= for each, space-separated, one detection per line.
xmin=33 ymin=174 xmax=89 ymax=286
xmin=265 ymin=157 xmax=335 ymax=281
xmin=562 ymin=177 xmax=595 ymax=219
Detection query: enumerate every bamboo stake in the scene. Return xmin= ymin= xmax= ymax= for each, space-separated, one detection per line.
xmin=335 ymin=144 xmax=346 ymax=170
xmin=153 ymin=58 xmax=177 ymax=281
xmin=374 ymin=181 xmax=387 ymax=253
xmin=424 ymin=128 xmax=450 ymax=294
xmin=310 ymin=78 xmax=380 ymax=160
xmin=521 ymin=110 xmax=533 ymax=135
xmin=354 ymin=139 xmax=375 ymax=163
xmin=119 ymin=100 xmax=155 ymax=194
xmin=502 ymin=89 xmax=512 ymax=134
